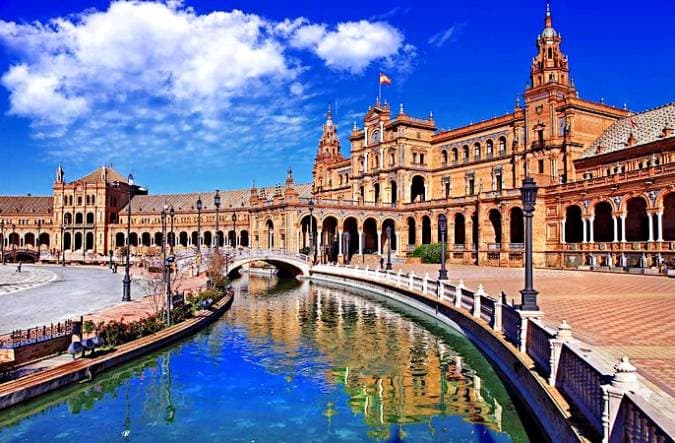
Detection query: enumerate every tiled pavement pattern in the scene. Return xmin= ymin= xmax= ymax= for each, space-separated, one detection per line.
xmin=0 ymin=266 xmax=56 ymax=295
xmin=398 ymin=263 xmax=675 ymax=401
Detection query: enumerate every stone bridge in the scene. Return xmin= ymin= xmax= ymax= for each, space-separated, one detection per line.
xmin=175 ymin=248 xmax=311 ymax=277
xmin=1 ymin=249 xmax=40 ymax=263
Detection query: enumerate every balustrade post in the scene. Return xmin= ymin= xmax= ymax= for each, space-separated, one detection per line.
xmin=603 ymin=357 xmax=640 ymax=443
xmin=438 ymin=280 xmax=445 ymax=300
xmin=408 ymin=272 xmax=414 ymax=289
xmin=455 ymin=279 xmax=464 ymax=308
xmin=423 ymin=273 xmax=429 ymax=294
xmin=397 ymin=270 xmax=402 ymax=287
xmin=548 ymin=320 xmax=572 ymax=386
xmin=473 ymin=284 xmax=484 ymax=318
xmin=493 ymin=294 xmax=502 ymax=332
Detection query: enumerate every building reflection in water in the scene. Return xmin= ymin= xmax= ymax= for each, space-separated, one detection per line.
xmin=230 ymin=275 xmax=504 ymax=438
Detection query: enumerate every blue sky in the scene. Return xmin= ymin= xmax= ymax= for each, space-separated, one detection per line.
xmin=1 ymin=0 xmax=673 ymax=196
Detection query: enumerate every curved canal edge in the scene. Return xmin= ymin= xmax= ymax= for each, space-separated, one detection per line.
xmin=309 ymin=265 xmax=675 ymax=443
xmin=0 ymin=291 xmax=234 ymax=411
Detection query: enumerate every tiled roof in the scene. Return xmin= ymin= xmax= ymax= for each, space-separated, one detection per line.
xmin=68 ymin=166 xmax=128 ymax=185
xmin=0 ymin=196 xmax=53 ymax=216
xmin=582 ymin=102 xmax=675 ymax=158
xmin=124 ymin=183 xmax=312 ymax=214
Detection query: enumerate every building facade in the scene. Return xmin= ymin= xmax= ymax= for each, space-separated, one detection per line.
xmin=1 ymin=4 xmax=674 ymax=270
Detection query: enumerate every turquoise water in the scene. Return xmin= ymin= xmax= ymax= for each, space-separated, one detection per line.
xmin=0 ymin=275 xmax=533 ymax=442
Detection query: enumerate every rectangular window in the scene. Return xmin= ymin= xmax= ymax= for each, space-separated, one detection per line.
xmin=412 ymin=153 xmax=417 ymax=164
xmin=420 ymin=153 xmax=425 ymax=165
xmin=538 ymin=159 xmax=545 ymax=174
xmin=496 ymin=173 xmax=503 ymax=192
xmin=468 ymin=178 xmax=475 ymax=196
xmin=444 ymin=181 xmax=450 ymax=198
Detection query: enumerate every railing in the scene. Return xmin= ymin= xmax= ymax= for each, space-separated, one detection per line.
xmin=508 ymin=243 xmax=524 ymax=250
xmin=527 ymin=319 xmax=555 ymax=376
xmin=556 ymin=344 xmax=609 ymax=436
xmin=0 ymin=320 xmax=73 ymax=349
xmin=501 ymin=303 xmax=521 ymax=347
xmin=488 ymin=243 xmax=501 ymax=251
xmin=306 ymin=263 xmax=673 ymax=442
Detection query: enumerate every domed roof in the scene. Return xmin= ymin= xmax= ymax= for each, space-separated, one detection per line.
xmin=540 ymin=26 xmax=558 ymax=39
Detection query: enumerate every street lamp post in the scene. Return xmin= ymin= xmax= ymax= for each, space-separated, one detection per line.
xmin=438 ymin=214 xmax=448 ymax=280
xmin=61 ymin=225 xmax=66 ymax=266
xmin=519 ymin=177 xmax=539 ymax=311
xmin=1 ymin=221 xmax=4 ymax=265
xmin=122 ymin=174 xmax=134 ymax=302
xmin=12 ymin=224 xmax=16 ymax=262
xmin=308 ymin=199 xmax=315 ymax=263
xmin=196 ymin=196 xmax=202 ymax=256
xmin=169 ymin=205 xmax=175 ymax=254
xmin=37 ymin=220 xmax=42 ymax=256
xmin=385 ymin=225 xmax=392 ymax=270
xmin=232 ymin=213 xmax=237 ymax=248
xmin=214 ymin=190 xmax=221 ymax=249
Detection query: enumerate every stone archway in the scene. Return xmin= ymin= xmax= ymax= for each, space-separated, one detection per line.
xmin=421 ymin=216 xmax=431 ymax=244
xmin=565 ymin=205 xmax=583 ymax=243
xmin=626 ymin=197 xmax=649 ymax=241
xmin=593 ymin=201 xmax=614 ymax=243
xmin=664 ymin=193 xmax=675 ymax=240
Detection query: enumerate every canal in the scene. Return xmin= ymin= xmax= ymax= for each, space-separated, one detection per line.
xmin=0 ymin=275 xmax=535 ymax=442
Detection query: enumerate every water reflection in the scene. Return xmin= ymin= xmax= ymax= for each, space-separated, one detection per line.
xmin=230 ymin=275 xmax=524 ymax=441
xmin=0 ymin=275 xmax=530 ymax=442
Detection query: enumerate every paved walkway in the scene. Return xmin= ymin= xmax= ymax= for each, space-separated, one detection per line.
xmin=397 ymin=263 xmax=675 ymax=400
xmin=0 ymin=264 xmax=145 ymax=334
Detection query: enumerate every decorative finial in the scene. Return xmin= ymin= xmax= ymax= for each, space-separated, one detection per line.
xmin=327 ymin=103 xmax=332 ymax=122
xmin=399 ymin=103 xmax=404 ymax=115
xmin=545 ymin=0 xmax=552 ymax=27
xmin=429 ymin=111 xmax=434 ymax=120
xmin=515 ymin=96 xmax=521 ymax=109
xmin=601 ymin=97 xmax=605 ymax=104
xmin=287 ymin=166 xmax=293 ymax=182
xmin=623 ymin=103 xmax=628 ymax=110
xmin=353 ymin=121 xmax=358 ymax=131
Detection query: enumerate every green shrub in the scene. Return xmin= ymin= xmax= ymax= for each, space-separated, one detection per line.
xmin=411 ymin=243 xmax=447 ymax=264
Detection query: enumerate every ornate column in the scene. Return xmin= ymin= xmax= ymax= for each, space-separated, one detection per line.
xmin=358 ymin=230 xmax=363 ymax=255
xmin=588 ymin=216 xmax=595 ymax=243
xmin=337 ymin=231 xmax=342 ymax=256
xmin=648 ymin=214 xmax=654 ymax=242
xmin=582 ymin=217 xmax=588 ymax=243
xmin=620 ymin=214 xmax=626 ymax=242
xmin=560 ymin=218 xmax=566 ymax=244
xmin=657 ymin=212 xmax=664 ymax=242
xmin=613 ymin=216 xmax=619 ymax=242
xmin=377 ymin=229 xmax=382 ymax=255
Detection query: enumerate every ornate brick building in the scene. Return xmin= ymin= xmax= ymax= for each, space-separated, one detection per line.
xmin=1 ymin=3 xmax=674 ymax=270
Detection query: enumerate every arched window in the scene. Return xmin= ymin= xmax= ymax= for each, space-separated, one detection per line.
xmin=441 ymin=150 xmax=448 ymax=165
xmin=474 ymin=143 xmax=481 ymax=160
xmin=462 ymin=145 xmax=469 ymax=162
xmin=486 ymin=140 xmax=494 ymax=158
xmin=498 ymin=137 xmax=507 ymax=155
xmin=410 ymin=176 xmax=426 ymax=202
xmin=452 ymin=148 xmax=458 ymax=163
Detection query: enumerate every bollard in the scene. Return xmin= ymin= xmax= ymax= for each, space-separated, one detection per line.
xmin=473 ymin=284 xmax=485 ymax=318
xmin=455 ymin=279 xmax=464 ymax=308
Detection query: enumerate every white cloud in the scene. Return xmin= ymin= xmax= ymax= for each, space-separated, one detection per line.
xmin=428 ymin=24 xmax=463 ymax=48
xmin=0 ymin=1 xmax=414 ymax=168
xmin=291 ymin=20 xmax=407 ymax=73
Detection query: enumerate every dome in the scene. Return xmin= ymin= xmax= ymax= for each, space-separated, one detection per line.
xmin=540 ymin=26 xmax=558 ymax=39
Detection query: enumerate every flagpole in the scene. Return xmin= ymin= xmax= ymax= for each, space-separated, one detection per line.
xmin=378 ymin=73 xmax=381 ymax=104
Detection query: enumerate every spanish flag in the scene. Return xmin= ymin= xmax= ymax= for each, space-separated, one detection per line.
xmin=379 ymin=72 xmax=392 ymax=85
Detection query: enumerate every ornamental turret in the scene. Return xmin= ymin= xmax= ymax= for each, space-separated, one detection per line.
xmin=528 ymin=0 xmax=573 ymax=92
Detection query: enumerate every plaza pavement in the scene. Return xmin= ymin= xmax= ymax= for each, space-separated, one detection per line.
xmin=398 ymin=262 xmax=675 ymax=402
xmin=0 ymin=264 xmax=146 ymax=334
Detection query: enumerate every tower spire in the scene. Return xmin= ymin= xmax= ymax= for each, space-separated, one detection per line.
xmin=545 ymin=0 xmax=553 ymax=28
xmin=327 ymin=103 xmax=333 ymax=123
